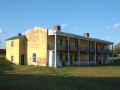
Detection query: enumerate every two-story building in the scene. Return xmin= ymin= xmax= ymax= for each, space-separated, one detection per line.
xmin=6 ymin=25 xmax=114 ymax=67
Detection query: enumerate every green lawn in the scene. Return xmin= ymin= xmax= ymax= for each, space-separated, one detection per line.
xmin=0 ymin=55 xmax=120 ymax=90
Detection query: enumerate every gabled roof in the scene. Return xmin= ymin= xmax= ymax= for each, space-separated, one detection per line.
xmin=6 ymin=35 xmax=25 ymax=41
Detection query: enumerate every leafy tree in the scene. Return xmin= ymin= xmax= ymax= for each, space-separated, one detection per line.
xmin=113 ymin=43 xmax=120 ymax=54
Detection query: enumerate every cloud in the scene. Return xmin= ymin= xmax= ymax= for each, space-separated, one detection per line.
xmin=106 ymin=36 xmax=109 ymax=39
xmin=61 ymin=23 xmax=68 ymax=28
xmin=69 ymin=26 xmax=79 ymax=30
xmin=113 ymin=23 xmax=120 ymax=28
xmin=107 ymin=26 xmax=111 ymax=28
xmin=109 ymin=32 xmax=112 ymax=34
xmin=22 ymin=29 xmax=31 ymax=35
xmin=0 ymin=29 xmax=5 ymax=35
xmin=9 ymin=32 xmax=14 ymax=36
xmin=107 ymin=23 xmax=120 ymax=29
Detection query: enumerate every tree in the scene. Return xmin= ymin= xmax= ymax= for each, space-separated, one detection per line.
xmin=113 ymin=43 xmax=120 ymax=54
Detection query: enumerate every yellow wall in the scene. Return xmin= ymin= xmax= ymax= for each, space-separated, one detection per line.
xmin=6 ymin=39 xmax=20 ymax=65
xmin=48 ymin=35 xmax=55 ymax=45
xmin=26 ymin=27 xmax=48 ymax=66
xmin=80 ymin=40 xmax=87 ymax=47
xmin=80 ymin=53 xmax=87 ymax=61
xmin=57 ymin=36 xmax=68 ymax=45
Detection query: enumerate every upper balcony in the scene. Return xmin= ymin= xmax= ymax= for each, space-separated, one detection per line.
xmin=70 ymin=46 xmax=78 ymax=52
xmin=80 ymin=47 xmax=89 ymax=52
xmin=89 ymin=48 xmax=95 ymax=53
xmin=102 ymin=49 xmax=109 ymax=53
xmin=48 ymin=44 xmax=67 ymax=51
xmin=96 ymin=48 xmax=102 ymax=53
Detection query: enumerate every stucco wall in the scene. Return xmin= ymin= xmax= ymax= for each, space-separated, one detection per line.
xmin=26 ymin=27 xmax=48 ymax=66
xmin=6 ymin=39 xmax=19 ymax=65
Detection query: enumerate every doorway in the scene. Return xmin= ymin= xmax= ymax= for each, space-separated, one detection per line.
xmin=21 ymin=54 xmax=24 ymax=65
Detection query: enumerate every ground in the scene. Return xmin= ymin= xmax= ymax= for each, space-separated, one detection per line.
xmin=0 ymin=54 xmax=120 ymax=90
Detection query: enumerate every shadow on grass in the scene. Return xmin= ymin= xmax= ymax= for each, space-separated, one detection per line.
xmin=0 ymin=57 xmax=15 ymax=73
xmin=0 ymin=73 xmax=80 ymax=90
xmin=67 ymin=76 xmax=120 ymax=90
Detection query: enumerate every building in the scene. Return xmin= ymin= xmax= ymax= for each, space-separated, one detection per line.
xmin=6 ymin=25 xmax=114 ymax=67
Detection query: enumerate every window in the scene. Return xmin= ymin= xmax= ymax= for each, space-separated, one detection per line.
xmin=65 ymin=54 xmax=68 ymax=61
xmin=32 ymin=53 xmax=36 ymax=62
xmin=75 ymin=53 xmax=78 ymax=61
xmin=57 ymin=38 xmax=62 ymax=46
xmin=75 ymin=41 xmax=78 ymax=47
xmin=11 ymin=56 xmax=13 ymax=61
xmin=11 ymin=41 xmax=14 ymax=47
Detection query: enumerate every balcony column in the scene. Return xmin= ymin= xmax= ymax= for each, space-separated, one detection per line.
xmin=67 ymin=37 xmax=70 ymax=66
xmin=87 ymin=40 xmax=89 ymax=65
xmin=106 ymin=44 xmax=109 ymax=64
xmin=101 ymin=43 xmax=103 ymax=64
xmin=78 ymin=38 xmax=80 ymax=65
xmin=112 ymin=44 xmax=114 ymax=63
xmin=54 ymin=33 xmax=57 ymax=68
xmin=94 ymin=42 xmax=96 ymax=64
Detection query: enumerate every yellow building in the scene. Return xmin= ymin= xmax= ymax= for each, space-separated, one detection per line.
xmin=6 ymin=26 xmax=114 ymax=67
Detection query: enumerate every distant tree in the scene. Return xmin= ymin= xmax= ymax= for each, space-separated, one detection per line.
xmin=113 ymin=43 xmax=120 ymax=54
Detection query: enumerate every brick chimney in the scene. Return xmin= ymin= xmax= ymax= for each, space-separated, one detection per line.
xmin=84 ymin=33 xmax=89 ymax=37
xmin=54 ymin=25 xmax=61 ymax=31
xmin=18 ymin=33 xmax=22 ymax=36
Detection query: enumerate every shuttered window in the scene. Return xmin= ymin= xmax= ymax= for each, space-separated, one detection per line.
xmin=33 ymin=53 xmax=36 ymax=62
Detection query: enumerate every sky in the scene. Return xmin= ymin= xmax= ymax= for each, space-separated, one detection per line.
xmin=0 ymin=0 xmax=120 ymax=48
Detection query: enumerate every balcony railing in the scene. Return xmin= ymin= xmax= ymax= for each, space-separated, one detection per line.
xmin=80 ymin=47 xmax=88 ymax=52
xmin=48 ymin=44 xmax=110 ymax=54
xmin=89 ymin=48 xmax=95 ymax=53
xmin=48 ymin=44 xmax=54 ymax=50
xmin=102 ymin=49 xmax=109 ymax=53
xmin=70 ymin=46 xmax=78 ymax=51
xmin=96 ymin=49 xmax=102 ymax=53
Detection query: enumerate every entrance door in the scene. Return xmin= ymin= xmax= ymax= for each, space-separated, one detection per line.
xmin=96 ymin=55 xmax=98 ymax=64
xmin=21 ymin=54 xmax=24 ymax=65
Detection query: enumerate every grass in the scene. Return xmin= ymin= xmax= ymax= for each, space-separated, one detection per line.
xmin=0 ymin=54 xmax=120 ymax=90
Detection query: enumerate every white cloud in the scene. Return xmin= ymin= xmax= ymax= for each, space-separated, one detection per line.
xmin=69 ymin=26 xmax=79 ymax=30
xmin=113 ymin=23 xmax=120 ymax=28
xmin=22 ymin=29 xmax=31 ymax=35
xmin=107 ymin=26 xmax=111 ymax=28
xmin=0 ymin=29 xmax=5 ymax=35
xmin=106 ymin=36 xmax=109 ymax=39
xmin=61 ymin=23 xmax=68 ymax=28
xmin=9 ymin=32 xmax=14 ymax=36
xmin=107 ymin=23 xmax=120 ymax=29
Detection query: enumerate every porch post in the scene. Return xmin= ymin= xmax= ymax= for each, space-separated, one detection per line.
xmin=78 ymin=38 xmax=80 ymax=65
xmin=54 ymin=33 xmax=57 ymax=68
xmin=107 ymin=44 xmax=109 ymax=64
xmin=112 ymin=44 xmax=114 ymax=63
xmin=94 ymin=41 xmax=96 ymax=64
xmin=87 ymin=40 xmax=89 ymax=65
xmin=67 ymin=37 xmax=70 ymax=66
xmin=101 ymin=43 xmax=103 ymax=64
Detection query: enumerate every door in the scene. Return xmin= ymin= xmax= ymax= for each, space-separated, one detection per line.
xmin=21 ymin=54 xmax=24 ymax=65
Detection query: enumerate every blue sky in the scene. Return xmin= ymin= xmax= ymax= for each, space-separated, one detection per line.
xmin=0 ymin=0 xmax=120 ymax=48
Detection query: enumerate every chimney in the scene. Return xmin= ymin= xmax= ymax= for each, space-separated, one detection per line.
xmin=54 ymin=25 xmax=61 ymax=31
xmin=18 ymin=33 xmax=22 ymax=36
xmin=84 ymin=33 xmax=89 ymax=37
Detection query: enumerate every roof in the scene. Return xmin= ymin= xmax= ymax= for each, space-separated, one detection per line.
xmin=6 ymin=35 xmax=25 ymax=41
xmin=48 ymin=30 xmax=114 ymax=44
